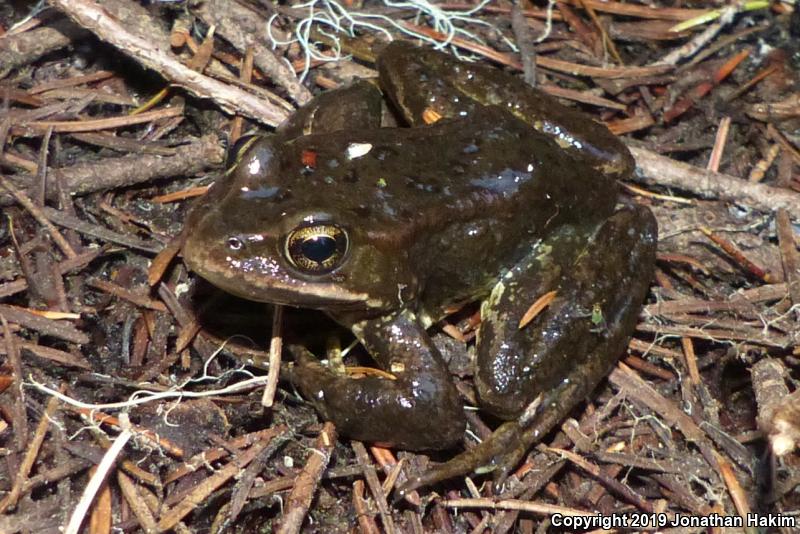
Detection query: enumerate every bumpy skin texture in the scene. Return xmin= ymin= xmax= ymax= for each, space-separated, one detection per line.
xmin=183 ymin=41 xmax=657 ymax=488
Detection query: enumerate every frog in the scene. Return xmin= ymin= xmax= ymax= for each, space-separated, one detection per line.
xmin=182 ymin=40 xmax=657 ymax=494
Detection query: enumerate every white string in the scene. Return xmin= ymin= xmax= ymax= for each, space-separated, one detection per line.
xmin=266 ymin=0 xmax=516 ymax=81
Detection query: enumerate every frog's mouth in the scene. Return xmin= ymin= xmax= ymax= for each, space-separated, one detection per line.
xmin=183 ymin=241 xmax=373 ymax=311
xmin=215 ymin=274 xmax=372 ymax=310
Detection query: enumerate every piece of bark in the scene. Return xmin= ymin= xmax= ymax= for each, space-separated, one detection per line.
xmin=193 ymin=0 xmax=312 ymax=105
xmin=1 ymin=134 xmax=223 ymax=208
xmin=0 ymin=18 xmax=88 ymax=75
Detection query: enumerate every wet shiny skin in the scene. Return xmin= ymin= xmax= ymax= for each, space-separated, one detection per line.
xmin=183 ymin=41 xmax=657 ymax=490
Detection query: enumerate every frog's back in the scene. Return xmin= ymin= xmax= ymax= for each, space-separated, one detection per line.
xmin=255 ymin=107 xmax=618 ymax=308
xmin=278 ymin=108 xmax=616 ymax=231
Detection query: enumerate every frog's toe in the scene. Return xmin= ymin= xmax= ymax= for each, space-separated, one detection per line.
xmin=394 ymin=420 xmax=525 ymax=497
xmin=289 ymin=363 xmax=466 ymax=450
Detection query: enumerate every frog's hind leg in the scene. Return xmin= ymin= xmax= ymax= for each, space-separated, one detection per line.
xmin=398 ymin=203 xmax=656 ymax=495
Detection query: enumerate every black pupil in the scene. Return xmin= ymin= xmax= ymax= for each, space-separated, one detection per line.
xmin=301 ymin=235 xmax=336 ymax=263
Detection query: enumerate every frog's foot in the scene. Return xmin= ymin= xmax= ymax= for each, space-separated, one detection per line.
xmin=286 ymin=310 xmax=466 ymax=451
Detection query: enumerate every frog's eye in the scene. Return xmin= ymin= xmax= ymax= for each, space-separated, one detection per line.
xmin=284 ymin=224 xmax=348 ymax=274
xmin=225 ymin=134 xmax=260 ymax=171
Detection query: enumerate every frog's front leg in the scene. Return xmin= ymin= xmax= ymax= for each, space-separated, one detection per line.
xmin=399 ymin=203 xmax=657 ymax=494
xmin=288 ymin=309 xmax=466 ymax=450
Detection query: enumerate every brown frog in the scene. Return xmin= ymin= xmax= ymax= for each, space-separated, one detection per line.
xmin=183 ymin=41 xmax=657 ymax=493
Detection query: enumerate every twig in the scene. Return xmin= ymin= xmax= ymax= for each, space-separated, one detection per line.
xmin=277 ymin=422 xmax=337 ymax=534
xmin=707 ymin=116 xmax=731 ymax=172
xmin=41 ymin=206 xmax=163 ymax=254
xmin=511 ymin=2 xmax=536 ymax=85
xmin=148 ymin=235 xmax=183 ymax=287
xmin=766 ymin=124 xmax=800 ymax=167
xmin=546 ymin=446 xmax=654 ymax=512
xmin=34 ymin=126 xmax=53 ymax=205
xmin=0 ymin=135 xmax=224 ymax=209
xmin=117 ymin=471 xmax=159 ymax=534
xmin=713 ymin=450 xmax=751 ymax=525
xmin=609 ymin=363 xmax=723 ymax=472
xmin=0 ymin=245 xmax=103 ymax=299
xmin=0 ymin=18 xmax=88 ymax=74
xmin=748 ymin=143 xmax=780 ymax=182
xmin=663 ymin=49 xmax=749 ymax=122
xmin=656 ymin=272 xmax=702 ymax=385
xmin=0 ymin=385 xmax=60 ymax=513
xmin=581 ymin=0 xmax=623 ymax=64
xmin=699 ymin=226 xmax=773 ymax=283
xmin=194 ymin=0 xmax=312 ymax=105
xmin=725 ymin=64 xmax=778 ymax=102
xmin=28 ymin=69 xmax=116 ymax=94
xmin=399 ymin=21 xmax=673 ymax=78
xmin=229 ymin=431 xmax=291 ymax=523
xmin=655 ymin=3 xmax=740 ymax=65
xmin=519 ymin=290 xmax=557 ymax=329
xmin=0 ymin=340 xmax=91 ymax=369
xmin=442 ymin=497 xmax=597 ymax=517
xmin=545 ymin=0 xmax=709 ymax=20
xmin=539 ymin=84 xmax=626 ymax=110
xmin=261 ymin=305 xmax=284 ymax=408
xmin=48 ymin=0 xmax=290 ymax=126
xmin=88 ymin=464 xmax=113 ymax=533
xmin=623 ymin=352 xmax=676 ymax=380
xmin=12 ymin=106 xmax=184 ymax=135
xmin=628 ymin=146 xmax=800 ymax=218
xmin=72 ymin=407 xmax=185 ymax=458
xmin=0 ymin=303 xmax=88 ymax=344
xmin=747 ymin=93 xmax=800 ymax=122
xmin=0 ymin=314 xmax=27 ymax=452
xmin=87 ymin=278 xmax=168 ymax=311
xmin=0 ymin=175 xmax=77 ymax=259
xmin=351 ymin=441 xmax=395 ymax=534
xmin=229 ymin=45 xmax=254 ymax=143
xmin=157 ymin=434 xmax=275 ymax=530
xmin=776 ymin=209 xmax=800 ymax=306
xmin=353 ymin=480 xmax=381 ymax=534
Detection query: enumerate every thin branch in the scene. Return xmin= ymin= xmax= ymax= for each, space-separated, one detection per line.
xmin=48 ymin=0 xmax=290 ymax=127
